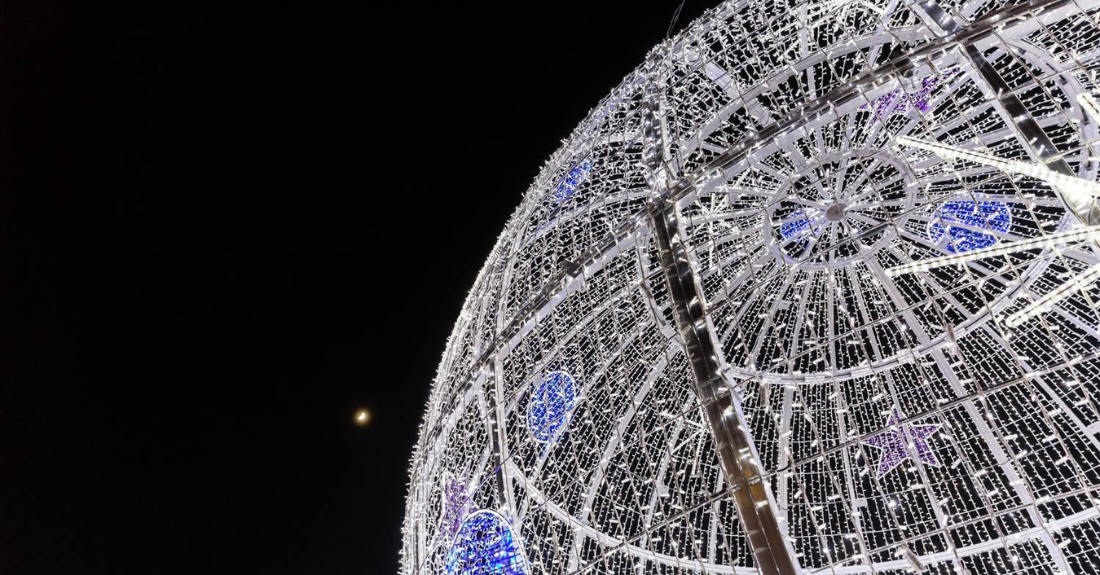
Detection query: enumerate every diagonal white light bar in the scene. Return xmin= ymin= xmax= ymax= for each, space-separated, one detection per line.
xmin=897 ymin=135 xmax=1100 ymax=204
xmin=1005 ymin=262 xmax=1100 ymax=328
xmin=885 ymin=226 xmax=1100 ymax=276
xmin=1078 ymin=93 xmax=1100 ymax=126
xmin=898 ymin=135 xmax=1100 ymax=328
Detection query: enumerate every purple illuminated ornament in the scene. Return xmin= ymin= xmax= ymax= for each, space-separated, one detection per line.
xmin=860 ymin=67 xmax=961 ymax=122
xmin=440 ymin=475 xmax=470 ymax=540
xmin=861 ymin=408 xmax=942 ymax=477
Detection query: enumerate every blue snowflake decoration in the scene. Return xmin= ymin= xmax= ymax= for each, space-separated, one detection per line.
xmin=444 ymin=510 xmax=530 ymax=575
xmin=927 ymin=200 xmax=1012 ymax=254
xmin=554 ymin=160 xmax=592 ymax=202
xmin=526 ymin=371 xmax=577 ymax=443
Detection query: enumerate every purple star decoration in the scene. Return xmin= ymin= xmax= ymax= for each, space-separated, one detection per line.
xmin=440 ymin=475 xmax=470 ymax=540
xmin=862 ymin=408 xmax=942 ymax=477
xmin=860 ymin=67 xmax=961 ymax=122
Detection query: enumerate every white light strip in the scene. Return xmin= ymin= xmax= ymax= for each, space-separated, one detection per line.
xmin=897 ymin=136 xmax=1100 ymax=204
xmin=1005 ymin=263 xmax=1100 ymax=328
xmin=1078 ymin=93 xmax=1100 ymax=127
xmin=884 ymin=226 xmax=1100 ymax=276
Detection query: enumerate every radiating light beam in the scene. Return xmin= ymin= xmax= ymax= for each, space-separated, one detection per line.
xmin=1005 ymin=263 xmax=1100 ymax=327
xmin=885 ymin=226 xmax=1100 ymax=276
xmin=897 ymin=136 xmax=1100 ymax=204
xmin=1078 ymin=93 xmax=1100 ymax=127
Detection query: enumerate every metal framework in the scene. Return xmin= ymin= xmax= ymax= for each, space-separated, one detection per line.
xmin=403 ymin=1 xmax=1100 ymax=573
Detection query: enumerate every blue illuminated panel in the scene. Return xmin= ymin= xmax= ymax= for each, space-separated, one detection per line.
xmin=554 ymin=160 xmax=592 ymax=202
xmin=526 ymin=371 xmax=577 ymax=443
xmin=927 ymin=200 xmax=1011 ymax=253
xmin=444 ymin=510 xmax=530 ymax=575
xmin=780 ymin=209 xmax=820 ymax=241
xmin=779 ymin=209 xmax=827 ymax=248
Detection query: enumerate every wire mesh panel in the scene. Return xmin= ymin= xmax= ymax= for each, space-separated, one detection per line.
xmin=404 ymin=0 xmax=1100 ymax=573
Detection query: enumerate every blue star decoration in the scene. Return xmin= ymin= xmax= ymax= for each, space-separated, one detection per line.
xmin=861 ymin=408 xmax=943 ymax=477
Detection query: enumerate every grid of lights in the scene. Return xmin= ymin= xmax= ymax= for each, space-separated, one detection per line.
xmin=1006 ymin=263 xmax=1100 ymax=328
xmin=404 ymin=1 xmax=1100 ymax=574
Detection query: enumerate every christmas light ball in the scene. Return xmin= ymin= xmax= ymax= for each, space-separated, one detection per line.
xmin=404 ymin=1 xmax=1100 ymax=573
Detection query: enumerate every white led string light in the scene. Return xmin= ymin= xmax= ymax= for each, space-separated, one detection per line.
xmin=896 ymin=135 xmax=1100 ymax=204
xmin=885 ymin=226 xmax=1100 ymax=276
xmin=1078 ymin=93 xmax=1100 ymax=127
xmin=1006 ymin=264 xmax=1100 ymax=328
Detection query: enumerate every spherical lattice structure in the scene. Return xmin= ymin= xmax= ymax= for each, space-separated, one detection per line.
xmin=403 ymin=1 xmax=1100 ymax=573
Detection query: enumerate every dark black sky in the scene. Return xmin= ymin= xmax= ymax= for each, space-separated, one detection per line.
xmin=5 ymin=1 xmax=711 ymax=573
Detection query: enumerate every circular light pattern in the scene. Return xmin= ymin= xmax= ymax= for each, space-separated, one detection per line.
xmin=768 ymin=150 xmax=912 ymax=267
xmin=444 ymin=510 xmax=530 ymax=575
xmin=404 ymin=1 xmax=1100 ymax=574
xmin=525 ymin=371 xmax=577 ymax=443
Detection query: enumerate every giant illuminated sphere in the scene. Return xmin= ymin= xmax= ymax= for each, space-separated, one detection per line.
xmin=403 ymin=1 xmax=1100 ymax=573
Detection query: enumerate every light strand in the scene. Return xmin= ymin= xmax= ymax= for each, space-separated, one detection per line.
xmin=1077 ymin=93 xmax=1100 ymax=126
xmin=885 ymin=226 xmax=1100 ymax=276
xmin=896 ymin=135 xmax=1100 ymax=205
xmin=1005 ymin=262 xmax=1100 ymax=327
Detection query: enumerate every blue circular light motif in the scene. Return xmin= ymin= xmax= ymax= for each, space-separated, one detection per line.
xmin=779 ymin=209 xmax=824 ymax=241
xmin=927 ymin=200 xmax=1011 ymax=254
xmin=444 ymin=510 xmax=530 ymax=575
xmin=526 ymin=371 xmax=577 ymax=443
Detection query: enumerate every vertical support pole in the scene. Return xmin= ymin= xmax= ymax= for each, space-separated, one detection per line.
xmin=640 ymin=45 xmax=800 ymax=575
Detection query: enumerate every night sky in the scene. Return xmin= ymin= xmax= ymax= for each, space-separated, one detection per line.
xmin=6 ymin=2 xmax=711 ymax=573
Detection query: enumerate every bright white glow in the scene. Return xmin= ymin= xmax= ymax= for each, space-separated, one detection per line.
xmin=897 ymin=136 xmax=1100 ymax=205
xmin=1077 ymin=93 xmax=1100 ymax=127
xmin=885 ymin=226 xmax=1100 ymax=276
xmin=1005 ymin=263 xmax=1100 ymax=327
